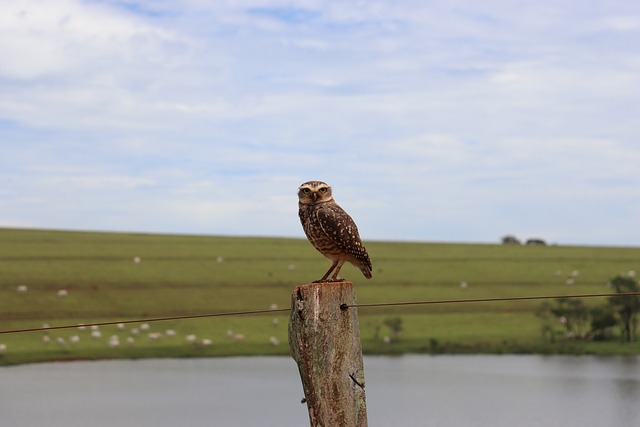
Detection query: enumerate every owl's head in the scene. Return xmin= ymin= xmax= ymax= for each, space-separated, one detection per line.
xmin=298 ymin=181 xmax=333 ymax=205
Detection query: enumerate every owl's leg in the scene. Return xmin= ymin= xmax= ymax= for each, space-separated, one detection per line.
xmin=313 ymin=260 xmax=338 ymax=283
xmin=314 ymin=259 xmax=345 ymax=283
xmin=330 ymin=259 xmax=346 ymax=282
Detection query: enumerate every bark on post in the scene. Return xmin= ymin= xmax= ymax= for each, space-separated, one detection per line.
xmin=288 ymin=281 xmax=368 ymax=427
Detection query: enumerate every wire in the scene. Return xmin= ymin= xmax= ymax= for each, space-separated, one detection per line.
xmin=1 ymin=292 xmax=639 ymax=336
xmin=0 ymin=308 xmax=290 ymax=335
xmin=342 ymin=292 xmax=640 ymax=310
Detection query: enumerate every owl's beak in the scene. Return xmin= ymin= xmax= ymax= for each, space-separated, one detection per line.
xmin=312 ymin=192 xmax=318 ymax=202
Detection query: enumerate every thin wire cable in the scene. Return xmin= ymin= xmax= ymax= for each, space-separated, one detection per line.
xmin=0 ymin=308 xmax=290 ymax=335
xmin=342 ymin=292 xmax=640 ymax=310
xmin=2 ymin=291 xmax=639 ymax=336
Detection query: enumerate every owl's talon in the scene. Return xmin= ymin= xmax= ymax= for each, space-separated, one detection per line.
xmin=311 ymin=278 xmax=345 ymax=284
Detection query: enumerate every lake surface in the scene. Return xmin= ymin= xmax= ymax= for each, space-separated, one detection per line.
xmin=2 ymin=355 xmax=640 ymax=426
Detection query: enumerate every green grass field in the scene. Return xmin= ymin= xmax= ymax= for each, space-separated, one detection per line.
xmin=1 ymin=227 xmax=639 ymax=365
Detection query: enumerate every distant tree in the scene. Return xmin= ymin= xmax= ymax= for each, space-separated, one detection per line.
xmin=589 ymin=306 xmax=617 ymax=341
xmin=537 ymin=298 xmax=590 ymax=340
xmin=608 ymin=276 xmax=640 ymax=343
xmin=501 ymin=235 xmax=521 ymax=245
xmin=553 ymin=298 xmax=590 ymax=339
xmin=526 ymin=238 xmax=547 ymax=246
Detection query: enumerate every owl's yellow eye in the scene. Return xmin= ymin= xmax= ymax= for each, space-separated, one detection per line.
xmin=319 ymin=187 xmax=328 ymax=193
xmin=302 ymin=188 xmax=311 ymax=195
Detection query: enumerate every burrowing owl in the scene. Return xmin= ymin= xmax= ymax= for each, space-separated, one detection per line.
xmin=298 ymin=180 xmax=372 ymax=282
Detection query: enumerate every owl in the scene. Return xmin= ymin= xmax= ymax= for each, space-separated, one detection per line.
xmin=298 ymin=180 xmax=372 ymax=282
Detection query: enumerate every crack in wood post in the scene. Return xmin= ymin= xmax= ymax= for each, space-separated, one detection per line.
xmin=349 ymin=373 xmax=365 ymax=389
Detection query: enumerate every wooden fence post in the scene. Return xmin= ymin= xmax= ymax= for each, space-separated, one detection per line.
xmin=288 ymin=281 xmax=368 ymax=427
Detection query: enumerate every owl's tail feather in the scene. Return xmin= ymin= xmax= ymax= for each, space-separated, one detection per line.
xmin=360 ymin=266 xmax=373 ymax=279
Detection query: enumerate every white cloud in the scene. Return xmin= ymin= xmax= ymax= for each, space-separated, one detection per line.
xmin=602 ymin=16 xmax=640 ymax=31
xmin=0 ymin=0 xmax=194 ymax=131
xmin=0 ymin=0 xmax=181 ymax=79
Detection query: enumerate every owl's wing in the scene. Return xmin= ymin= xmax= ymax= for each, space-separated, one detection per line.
xmin=315 ymin=204 xmax=372 ymax=269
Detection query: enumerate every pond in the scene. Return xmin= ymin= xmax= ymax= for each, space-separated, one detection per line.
xmin=2 ymin=355 xmax=639 ymax=426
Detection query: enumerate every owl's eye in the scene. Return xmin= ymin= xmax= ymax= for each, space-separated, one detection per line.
xmin=301 ymin=188 xmax=311 ymax=195
xmin=319 ymin=187 xmax=328 ymax=193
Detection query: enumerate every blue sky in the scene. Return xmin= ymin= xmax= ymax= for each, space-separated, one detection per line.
xmin=1 ymin=0 xmax=639 ymax=245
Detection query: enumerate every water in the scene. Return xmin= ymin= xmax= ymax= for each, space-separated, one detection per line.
xmin=1 ymin=355 xmax=639 ymax=427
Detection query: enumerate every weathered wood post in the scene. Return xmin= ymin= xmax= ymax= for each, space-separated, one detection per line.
xmin=288 ymin=281 xmax=368 ymax=427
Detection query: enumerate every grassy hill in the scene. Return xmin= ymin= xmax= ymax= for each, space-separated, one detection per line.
xmin=1 ymin=227 xmax=639 ymax=365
